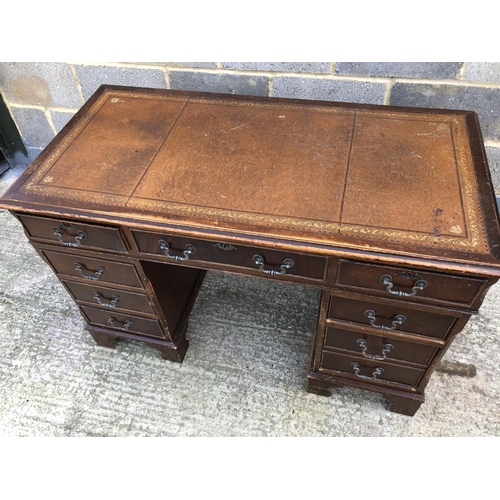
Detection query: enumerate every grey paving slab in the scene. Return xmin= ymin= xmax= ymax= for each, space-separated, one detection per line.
xmin=486 ymin=147 xmax=500 ymax=195
xmin=0 ymin=208 xmax=499 ymax=436
xmin=0 ymin=165 xmax=27 ymax=196
xmin=26 ymin=147 xmax=42 ymax=164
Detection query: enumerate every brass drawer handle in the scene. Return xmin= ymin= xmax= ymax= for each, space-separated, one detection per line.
xmin=356 ymin=339 xmax=394 ymax=360
xmin=351 ymin=362 xmax=384 ymax=380
xmin=52 ymin=224 xmax=87 ymax=247
xmin=158 ymin=240 xmax=196 ymax=261
xmin=107 ymin=316 xmax=132 ymax=331
xmin=253 ymin=255 xmax=294 ymax=275
xmin=364 ymin=309 xmax=406 ymax=331
xmin=93 ymin=292 xmax=120 ymax=308
xmin=74 ymin=263 xmax=105 ymax=281
xmin=380 ymin=274 xmax=427 ymax=297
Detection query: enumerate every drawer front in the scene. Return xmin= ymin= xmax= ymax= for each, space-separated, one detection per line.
xmin=336 ymin=260 xmax=486 ymax=307
xmin=40 ymin=249 xmax=143 ymax=289
xmin=328 ymin=295 xmax=456 ymax=339
xmin=80 ymin=306 xmax=164 ymax=338
xmin=324 ymin=326 xmax=437 ymax=366
xmin=132 ymin=230 xmax=327 ymax=281
xmin=18 ymin=214 xmax=128 ymax=253
xmin=63 ymin=280 xmax=154 ymax=315
xmin=321 ymin=351 xmax=425 ymax=387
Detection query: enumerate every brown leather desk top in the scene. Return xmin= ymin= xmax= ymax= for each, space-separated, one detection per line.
xmin=2 ymin=85 xmax=500 ymax=273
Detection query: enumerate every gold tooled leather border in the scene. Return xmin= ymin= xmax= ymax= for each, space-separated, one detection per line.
xmin=20 ymin=89 xmax=489 ymax=254
xmin=338 ymin=110 xmax=488 ymax=253
xmin=126 ymin=197 xmax=342 ymax=232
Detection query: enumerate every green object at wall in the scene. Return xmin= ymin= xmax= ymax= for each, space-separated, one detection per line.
xmin=0 ymin=93 xmax=28 ymax=173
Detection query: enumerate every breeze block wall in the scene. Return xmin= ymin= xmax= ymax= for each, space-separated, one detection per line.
xmin=1 ymin=62 xmax=500 ymax=194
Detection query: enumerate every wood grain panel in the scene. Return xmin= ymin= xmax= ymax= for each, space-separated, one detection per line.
xmin=324 ymin=325 xmax=437 ymax=366
xmin=133 ymin=229 xmax=327 ymax=281
xmin=63 ymin=280 xmax=154 ymax=314
xmin=80 ymin=306 xmax=164 ymax=338
xmin=18 ymin=213 xmax=127 ymax=253
xmin=320 ymin=351 xmax=425 ymax=387
xmin=40 ymin=249 xmax=143 ymax=288
xmin=328 ymin=295 xmax=456 ymax=339
xmin=336 ymin=259 xmax=486 ymax=307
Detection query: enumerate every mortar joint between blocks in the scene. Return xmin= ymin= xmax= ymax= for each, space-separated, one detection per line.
xmin=54 ymin=63 xmax=500 ymax=90
xmin=162 ymin=69 xmax=170 ymax=90
xmin=457 ymin=62 xmax=469 ymax=80
xmin=69 ymin=64 xmax=85 ymax=105
xmin=383 ymin=80 xmax=395 ymax=105
xmin=43 ymin=109 xmax=58 ymax=136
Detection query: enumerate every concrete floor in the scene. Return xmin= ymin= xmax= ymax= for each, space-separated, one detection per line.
xmin=0 ymin=169 xmax=499 ymax=436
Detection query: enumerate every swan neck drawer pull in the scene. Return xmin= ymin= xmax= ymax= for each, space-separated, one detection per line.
xmin=356 ymin=339 xmax=394 ymax=360
xmin=52 ymin=224 xmax=87 ymax=247
xmin=351 ymin=362 xmax=384 ymax=380
xmin=253 ymin=254 xmax=294 ymax=275
xmin=381 ymin=274 xmax=427 ymax=297
xmin=74 ymin=263 xmax=105 ymax=281
xmin=93 ymin=292 xmax=120 ymax=308
xmin=364 ymin=310 xmax=406 ymax=331
xmin=158 ymin=240 xmax=196 ymax=261
xmin=107 ymin=316 xmax=132 ymax=331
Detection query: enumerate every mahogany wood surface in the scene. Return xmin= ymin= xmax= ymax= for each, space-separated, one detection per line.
xmin=18 ymin=213 xmax=128 ymax=253
xmin=323 ymin=326 xmax=438 ymax=366
xmin=132 ymin=229 xmax=328 ymax=281
xmin=320 ymin=351 xmax=426 ymax=387
xmin=139 ymin=261 xmax=206 ymax=338
xmin=80 ymin=305 xmax=165 ymax=339
xmin=2 ymin=85 xmax=500 ymax=416
xmin=63 ymin=280 xmax=155 ymax=316
xmin=335 ymin=259 xmax=488 ymax=307
xmin=327 ymin=293 xmax=459 ymax=339
xmin=38 ymin=248 xmax=143 ymax=288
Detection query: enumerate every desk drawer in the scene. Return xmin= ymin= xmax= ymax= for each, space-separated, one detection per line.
xmin=132 ymin=230 xmax=327 ymax=281
xmin=328 ymin=295 xmax=456 ymax=340
xmin=17 ymin=214 xmax=128 ymax=253
xmin=63 ymin=280 xmax=154 ymax=315
xmin=80 ymin=306 xmax=164 ymax=339
xmin=324 ymin=325 xmax=437 ymax=366
xmin=336 ymin=260 xmax=486 ymax=307
xmin=40 ymin=249 xmax=143 ymax=289
xmin=320 ymin=351 xmax=425 ymax=387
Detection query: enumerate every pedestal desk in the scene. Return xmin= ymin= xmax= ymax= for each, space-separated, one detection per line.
xmin=2 ymin=85 xmax=500 ymax=416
